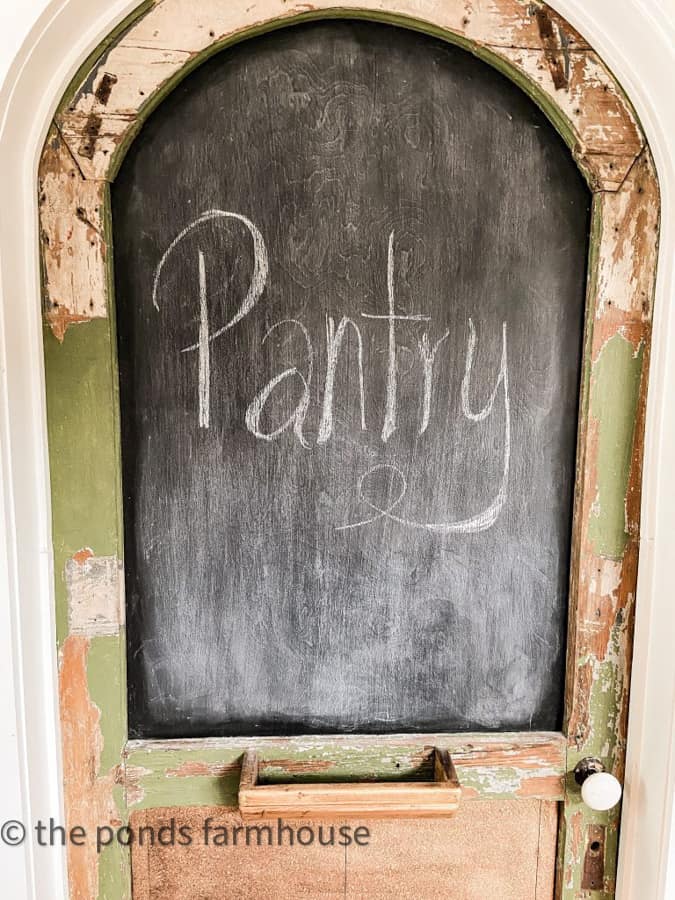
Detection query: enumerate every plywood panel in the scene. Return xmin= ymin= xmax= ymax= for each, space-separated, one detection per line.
xmin=114 ymin=20 xmax=590 ymax=742
xmin=130 ymin=800 xmax=558 ymax=898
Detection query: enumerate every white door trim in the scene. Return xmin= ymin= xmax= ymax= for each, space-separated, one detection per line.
xmin=0 ymin=2 xmax=673 ymax=897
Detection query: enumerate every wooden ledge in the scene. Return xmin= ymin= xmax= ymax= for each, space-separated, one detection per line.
xmin=238 ymin=748 xmax=462 ymax=819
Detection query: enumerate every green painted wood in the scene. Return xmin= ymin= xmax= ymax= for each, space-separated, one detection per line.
xmin=43 ymin=319 xmax=122 ymax=646
xmin=123 ymin=734 xmax=566 ymax=811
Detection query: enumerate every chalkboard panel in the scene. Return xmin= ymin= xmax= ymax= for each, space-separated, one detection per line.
xmin=113 ymin=21 xmax=590 ymax=739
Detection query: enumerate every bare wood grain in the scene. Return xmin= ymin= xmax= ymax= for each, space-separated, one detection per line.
xmin=238 ymin=747 xmax=461 ymax=818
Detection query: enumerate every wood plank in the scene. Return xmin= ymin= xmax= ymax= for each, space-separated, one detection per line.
xmin=38 ymin=128 xmax=108 ymax=337
xmin=53 ymin=0 xmax=641 ymax=186
xmin=238 ymin=748 xmax=461 ymax=818
xmin=239 ymin=784 xmax=462 ymax=819
xmin=123 ymin=733 xmax=566 ymax=810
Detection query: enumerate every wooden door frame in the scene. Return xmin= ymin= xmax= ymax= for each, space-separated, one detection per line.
xmin=37 ymin=1 xmax=659 ymax=897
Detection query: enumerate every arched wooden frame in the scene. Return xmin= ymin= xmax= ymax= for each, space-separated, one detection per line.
xmin=38 ymin=1 xmax=659 ymax=897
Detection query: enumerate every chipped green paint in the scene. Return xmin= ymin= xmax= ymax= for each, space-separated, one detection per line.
xmin=604 ymin=820 xmax=620 ymax=895
xmin=43 ymin=320 xmax=122 ymax=646
xmin=557 ymin=640 xmax=628 ymax=897
xmin=125 ymin=744 xmax=430 ymax=811
xmin=587 ymin=334 xmax=644 ymax=557
xmin=98 ymin=783 xmax=132 ymax=900
xmin=559 ymin=800 xmax=615 ymax=898
xmin=44 ymin=305 xmax=130 ymax=897
xmin=559 ymin=707 xmax=623 ymax=895
xmin=98 ymin=844 xmax=131 ymax=900
xmin=129 ymin=768 xmax=240 ymax=810
xmin=124 ymin=737 xmax=564 ymax=810
xmin=87 ymin=635 xmax=127 ymax=775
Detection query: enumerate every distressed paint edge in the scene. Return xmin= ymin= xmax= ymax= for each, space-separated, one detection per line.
xmin=39 ymin=2 xmax=648 ymax=338
xmin=58 ymin=7 xmax=643 ymax=191
xmin=123 ymin=732 xmax=567 ymax=811
xmin=54 ymin=1 xmax=156 ymax=121
xmin=556 ymin=150 xmax=660 ymax=899
xmin=45 ymin=313 xmax=131 ymax=897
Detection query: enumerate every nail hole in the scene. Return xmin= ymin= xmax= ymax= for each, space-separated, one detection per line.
xmin=590 ymin=840 xmax=601 ymax=852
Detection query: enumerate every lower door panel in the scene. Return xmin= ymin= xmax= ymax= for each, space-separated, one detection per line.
xmin=130 ymin=800 xmax=558 ymax=899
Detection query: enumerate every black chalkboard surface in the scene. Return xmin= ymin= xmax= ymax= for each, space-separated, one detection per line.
xmin=113 ymin=20 xmax=590 ymax=739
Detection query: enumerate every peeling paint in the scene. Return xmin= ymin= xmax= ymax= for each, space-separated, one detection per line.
xmin=38 ymin=128 xmax=108 ymax=338
xmin=59 ymin=636 xmax=130 ymax=899
xmin=50 ymin=0 xmax=641 ymax=188
xmin=67 ymin=553 xmax=124 ymax=636
xmin=123 ymin=734 xmax=566 ymax=811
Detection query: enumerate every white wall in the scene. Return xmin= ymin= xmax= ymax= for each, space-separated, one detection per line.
xmin=0 ymin=4 xmax=53 ymax=896
xmin=0 ymin=2 xmax=673 ymax=898
xmin=0 ymin=1 xmax=48 ymax=86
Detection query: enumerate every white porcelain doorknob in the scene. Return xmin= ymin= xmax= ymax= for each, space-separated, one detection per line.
xmin=574 ymin=758 xmax=623 ymax=811
xmin=581 ymin=771 xmax=623 ymax=811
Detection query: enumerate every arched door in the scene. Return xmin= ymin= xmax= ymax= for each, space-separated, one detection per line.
xmin=39 ymin=4 xmax=658 ymax=898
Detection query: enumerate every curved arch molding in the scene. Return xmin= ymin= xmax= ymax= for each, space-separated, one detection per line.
xmin=37 ymin=2 xmax=659 ymax=898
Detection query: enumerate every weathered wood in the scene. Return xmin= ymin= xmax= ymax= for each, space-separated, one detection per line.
xmin=433 ymin=748 xmax=458 ymax=785
xmin=123 ymin=733 xmax=567 ymax=810
xmin=44 ymin=316 xmax=130 ymax=899
xmin=239 ymin=782 xmax=462 ymax=818
xmin=59 ymin=636 xmax=120 ymax=899
xmin=565 ymin=149 xmax=659 ymax=765
xmin=488 ymin=46 xmax=643 ymax=189
xmin=66 ymin=550 xmax=124 ymax=637
xmin=39 ymin=0 xmax=647 ymax=343
xmin=238 ymin=748 xmax=461 ymax=818
xmin=53 ymin=0 xmax=641 ymax=189
xmin=558 ymin=148 xmax=659 ymax=898
xmin=38 ymin=129 xmax=108 ymax=339
xmin=238 ymin=750 xmax=259 ymax=793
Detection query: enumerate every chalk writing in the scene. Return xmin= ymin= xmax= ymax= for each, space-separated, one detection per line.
xmin=318 ymin=316 xmax=367 ymax=444
xmin=152 ymin=211 xmax=510 ymax=532
xmin=152 ymin=209 xmax=268 ymax=428
xmin=244 ymin=319 xmax=313 ymax=449
xmin=338 ymin=319 xmax=509 ymax=534
xmin=361 ymin=231 xmax=430 ymax=442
